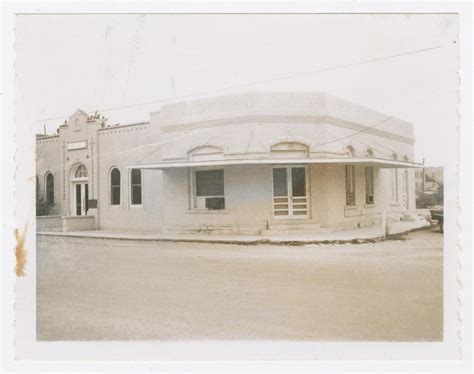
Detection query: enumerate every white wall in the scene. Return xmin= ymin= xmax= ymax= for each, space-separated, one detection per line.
xmin=36 ymin=136 xmax=62 ymax=215
xmin=36 ymin=92 xmax=417 ymax=234
xmin=309 ymin=164 xmax=410 ymax=230
xmin=96 ymin=121 xmax=164 ymax=232
xmin=160 ymin=165 xmax=273 ymax=235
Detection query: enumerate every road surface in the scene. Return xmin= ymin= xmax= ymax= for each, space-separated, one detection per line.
xmin=37 ymin=227 xmax=443 ymax=341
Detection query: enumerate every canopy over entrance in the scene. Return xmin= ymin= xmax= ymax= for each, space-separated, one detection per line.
xmin=128 ymin=157 xmax=421 ymax=170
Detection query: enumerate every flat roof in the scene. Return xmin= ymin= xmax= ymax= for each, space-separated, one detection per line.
xmin=128 ymin=157 xmax=421 ymax=170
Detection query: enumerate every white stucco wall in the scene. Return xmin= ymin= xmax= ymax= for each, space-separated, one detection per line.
xmin=309 ymin=164 xmax=412 ymax=230
xmin=160 ymin=165 xmax=273 ymax=235
xmin=36 ymin=135 xmax=62 ymax=215
xmin=96 ymin=120 xmax=164 ymax=232
xmin=154 ymin=91 xmax=414 ymax=160
xmin=155 ymin=163 xmax=415 ymax=235
xmin=36 ymin=91 xmax=417 ymax=235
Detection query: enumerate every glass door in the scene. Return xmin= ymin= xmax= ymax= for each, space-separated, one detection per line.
xmin=290 ymin=167 xmax=308 ymax=217
xmin=272 ymin=166 xmax=309 ymax=218
xmin=75 ymin=184 xmax=82 ymax=216
xmin=75 ymin=183 xmax=89 ymax=216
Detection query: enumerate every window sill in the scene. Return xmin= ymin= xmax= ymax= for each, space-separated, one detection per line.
xmin=344 ymin=205 xmax=358 ymax=210
xmin=64 ymin=215 xmax=95 ymax=220
xmin=364 ymin=204 xmax=376 ymax=208
xmin=185 ymin=209 xmax=230 ymax=214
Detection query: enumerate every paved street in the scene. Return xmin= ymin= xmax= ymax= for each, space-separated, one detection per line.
xmin=37 ymin=227 xmax=443 ymax=341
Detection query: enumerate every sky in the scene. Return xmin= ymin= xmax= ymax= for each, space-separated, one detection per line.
xmin=15 ymin=14 xmax=458 ymax=166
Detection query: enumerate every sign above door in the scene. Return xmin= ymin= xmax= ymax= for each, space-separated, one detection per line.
xmin=67 ymin=140 xmax=87 ymax=151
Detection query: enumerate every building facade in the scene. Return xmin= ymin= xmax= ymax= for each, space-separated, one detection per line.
xmin=415 ymin=167 xmax=444 ymax=195
xmin=36 ymin=92 xmax=418 ymax=235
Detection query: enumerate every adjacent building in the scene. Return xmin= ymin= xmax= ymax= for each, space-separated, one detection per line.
xmin=36 ymin=91 xmax=419 ymax=235
xmin=415 ymin=167 xmax=444 ymax=195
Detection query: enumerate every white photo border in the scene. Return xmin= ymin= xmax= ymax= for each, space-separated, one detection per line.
xmin=2 ymin=0 xmax=472 ymax=372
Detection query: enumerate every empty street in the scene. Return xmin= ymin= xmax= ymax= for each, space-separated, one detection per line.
xmin=37 ymin=228 xmax=443 ymax=341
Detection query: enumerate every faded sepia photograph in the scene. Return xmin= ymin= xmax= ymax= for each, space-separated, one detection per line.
xmin=15 ymin=13 xmax=458 ymax=344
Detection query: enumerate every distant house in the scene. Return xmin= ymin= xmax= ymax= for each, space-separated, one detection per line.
xmin=415 ymin=167 xmax=444 ymax=195
xmin=36 ymin=91 xmax=420 ymax=235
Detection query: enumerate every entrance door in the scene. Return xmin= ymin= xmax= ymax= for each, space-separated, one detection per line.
xmin=75 ymin=183 xmax=89 ymax=216
xmin=272 ymin=166 xmax=309 ymax=218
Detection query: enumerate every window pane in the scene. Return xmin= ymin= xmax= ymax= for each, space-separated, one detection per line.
xmin=131 ymin=169 xmax=141 ymax=185
xmin=345 ymin=166 xmax=350 ymax=191
xmin=272 ymin=168 xmax=288 ymax=197
xmin=111 ymin=186 xmax=120 ymax=205
xmin=111 ymin=168 xmax=120 ymax=186
xmin=132 ymin=185 xmax=142 ymax=205
xmin=76 ymin=184 xmax=81 ymax=215
xmin=75 ymin=165 xmax=87 ymax=178
xmin=291 ymin=167 xmax=306 ymax=197
xmin=196 ymin=169 xmax=224 ymax=197
xmin=345 ymin=165 xmax=355 ymax=194
xmin=346 ymin=192 xmax=355 ymax=206
xmin=365 ymin=167 xmax=374 ymax=195
xmin=85 ymin=184 xmax=89 ymax=213
xmin=46 ymin=174 xmax=54 ymax=204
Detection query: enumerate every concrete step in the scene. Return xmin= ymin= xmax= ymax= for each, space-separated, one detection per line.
xmin=268 ymin=219 xmax=319 ymax=228
xmin=268 ymin=223 xmax=322 ymax=231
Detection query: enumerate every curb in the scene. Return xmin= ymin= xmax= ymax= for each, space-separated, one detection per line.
xmin=37 ymin=225 xmax=432 ymax=246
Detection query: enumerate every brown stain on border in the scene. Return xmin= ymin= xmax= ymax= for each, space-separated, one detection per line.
xmin=15 ymin=223 xmax=28 ymax=277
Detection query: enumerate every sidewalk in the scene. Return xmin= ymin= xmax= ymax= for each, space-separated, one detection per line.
xmin=37 ymin=219 xmax=430 ymax=245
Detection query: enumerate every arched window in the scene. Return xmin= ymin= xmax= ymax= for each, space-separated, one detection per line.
xmin=130 ymin=169 xmax=142 ymax=205
xmin=110 ymin=168 xmax=121 ymax=205
xmin=366 ymin=148 xmax=374 ymax=157
xmin=391 ymin=153 xmax=399 ymax=161
xmin=402 ymin=155 xmax=409 ymax=162
xmin=45 ymin=173 xmax=54 ymax=205
xmin=75 ymin=164 xmax=88 ymax=178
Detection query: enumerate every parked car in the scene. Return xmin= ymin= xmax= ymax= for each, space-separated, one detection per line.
xmin=429 ymin=206 xmax=444 ymax=233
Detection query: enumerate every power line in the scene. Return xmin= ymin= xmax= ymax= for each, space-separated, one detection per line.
xmin=35 ymin=43 xmax=445 ymax=124
xmin=37 ymin=113 xmax=403 ymax=174
xmin=313 ymin=116 xmax=394 ymax=148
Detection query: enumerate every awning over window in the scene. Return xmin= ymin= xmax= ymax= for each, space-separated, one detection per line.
xmin=128 ymin=157 xmax=422 ymax=170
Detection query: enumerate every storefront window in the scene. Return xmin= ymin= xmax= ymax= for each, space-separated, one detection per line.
xmin=194 ymin=169 xmax=225 ymax=210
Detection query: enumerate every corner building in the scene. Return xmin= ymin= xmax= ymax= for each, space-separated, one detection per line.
xmin=36 ymin=92 xmax=418 ymax=235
